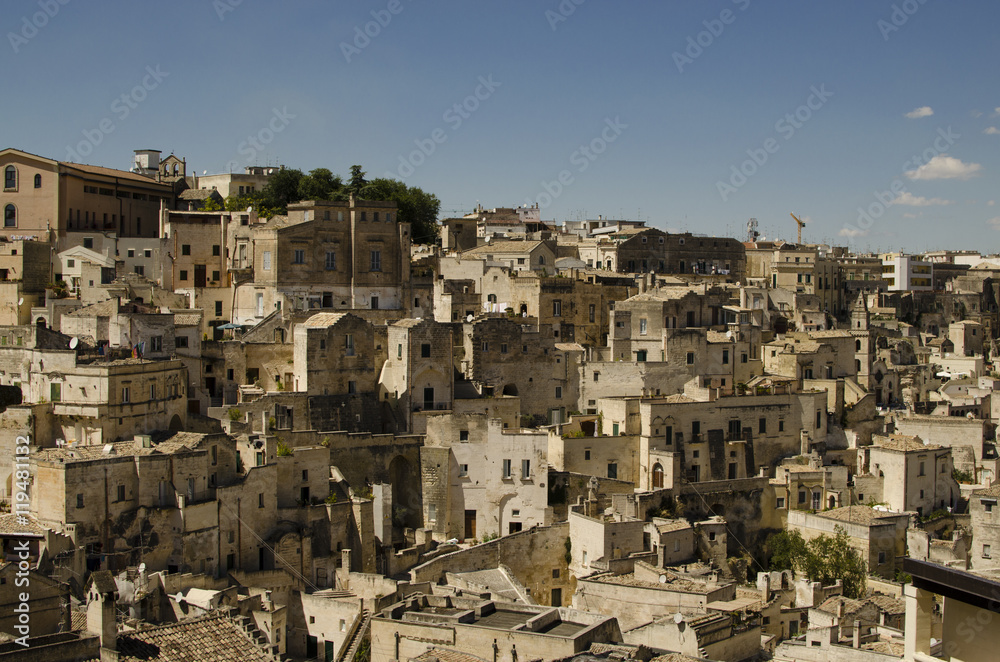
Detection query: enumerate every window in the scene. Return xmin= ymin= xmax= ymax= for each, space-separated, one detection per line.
xmin=607 ymin=462 xmax=618 ymax=479
xmin=482 ymin=341 xmax=489 ymax=352
xmin=117 ymin=484 xmax=126 ymax=502
xmin=348 ymin=380 xmax=357 ymax=394
xmin=553 ymin=299 xmax=562 ymax=317
xmin=215 ymin=301 xmax=223 ymax=316
xmin=360 ymin=212 xmax=367 ymax=222
xmin=83 ymin=237 xmax=94 ymax=249
xmin=722 ymin=349 xmax=729 ymax=364
xmin=776 ymin=497 xmax=786 ymax=509
xmin=319 ymin=338 xmax=326 ymax=350
xmin=593 ymin=371 xmax=599 ymax=382
xmin=127 ymin=248 xmax=135 ymax=258
xmin=345 ymin=334 xmax=355 ymax=356
xmin=459 ymin=430 xmax=469 ymax=441
xmin=212 ymin=244 xmax=220 ymax=256
xmin=262 ymin=251 xmax=272 ymax=270
xmin=501 ymin=343 xmax=508 ymax=353
xmin=293 ymin=249 xmax=305 ymax=264
xmin=134 ymin=265 xmax=145 ymax=276
xmin=985 ymin=544 xmax=992 ymax=559
xmin=50 ymin=383 xmax=61 ymax=402
xmin=589 ymin=304 xmax=595 ymax=323
xmin=636 ymin=350 xmax=647 ymax=362
xmin=985 ymin=502 xmax=994 ymax=513
xmin=640 ymin=318 xmax=647 ymax=335
xmin=77 ymin=494 xmax=84 ymax=508
xmin=181 ymin=244 xmax=191 ymax=256
xmin=258 ymin=493 xmax=265 ymax=508
xmin=555 ymin=386 xmax=562 ymax=399
xmin=502 ymin=459 xmax=512 ymax=479
xmin=918 ymin=461 xmax=926 ymax=476
xmin=212 ymin=270 xmax=220 ymax=281
xmin=522 ymin=459 xmax=531 ymax=479
xmin=370 ymin=250 xmax=381 ymax=271
xmin=428 ymin=503 xmax=437 ymax=521
xmin=742 ymin=353 xmax=748 ymax=363
xmin=759 ymin=418 xmax=767 ymax=434
xmin=816 ymin=411 xmax=822 ymax=427
xmin=421 ymin=343 xmax=431 ymax=358
xmin=584 ymin=449 xmax=591 ymax=460
xmin=180 ymin=270 xmax=188 ymax=281
xmin=798 ymin=490 xmax=806 ymax=504
xmin=144 ymin=249 xmax=152 ymax=258
xmin=3 ymin=204 xmax=15 ymax=228
xmin=686 ymin=352 xmax=695 ymax=365
xmin=149 ymin=383 xmax=156 ymax=399
xmin=122 ymin=387 xmax=130 ymax=403
xmin=779 ymin=420 xmax=784 ymax=432
xmin=459 ymin=464 xmax=469 ymax=477
xmin=325 ymin=251 xmax=336 ymax=270
xmin=4 ymin=166 xmax=16 ymax=190
xmin=34 ymin=174 xmax=41 ymax=188
xmin=708 ymin=531 xmax=716 ymax=541
xmin=176 ymin=336 xmax=189 ymax=348
xmin=878 ymin=551 xmax=887 ymax=564
xmin=150 ymin=336 xmax=162 ymax=352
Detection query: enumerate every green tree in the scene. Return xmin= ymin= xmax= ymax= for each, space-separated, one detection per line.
xmin=261 ymin=167 xmax=303 ymax=211
xmin=763 ymin=526 xmax=868 ymax=598
xmin=361 ymin=177 xmax=441 ymax=244
xmin=298 ymin=167 xmax=343 ymax=201
xmin=347 ymin=164 xmax=367 ymax=198
xmin=201 ymin=195 xmax=223 ymax=212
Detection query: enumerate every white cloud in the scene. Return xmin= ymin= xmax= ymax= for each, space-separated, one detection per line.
xmin=972 ymin=110 xmax=983 ymax=118
xmin=993 ymin=107 xmax=1000 ymax=117
xmin=839 ymin=227 xmax=868 ymax=238
xmin=905 ymin=106 xmax=934 ymax=118
xmin=892 ymin=191 xmax=952 ymax=206
xmin=905 ymin=154 xmax=982 ymax=180
xmin=990 ymin=200 xmax=996 ymax=207
xmin=986 ymin=127 xmax=1000 ymax=135
xmin=989 ymin=217 xmax=1000 ymax=230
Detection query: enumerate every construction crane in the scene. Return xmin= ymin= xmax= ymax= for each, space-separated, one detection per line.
xmin=790 ymin=213 xmax=806 ymax=244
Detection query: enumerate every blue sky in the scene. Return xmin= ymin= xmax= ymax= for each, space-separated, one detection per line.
xmin=4 ymin=0 xmax=999 ymax=251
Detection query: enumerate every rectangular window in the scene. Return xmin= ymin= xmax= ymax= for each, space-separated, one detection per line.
xmin=460 ymin=430 xmax=469 ymax=441
xmin=325 ymin=251 xmax=336 ymax=270
xmin=555 ymin=386 xmax=562 ymax=399
xmin=149 ymin=384 xmax=156 ymax=399
xmin=686 ymin=352 xmax=695 ymax=365
xmin=421 ymin=343 xmax=431 ymax=358
xmin=722 ymin=349 xmax=729 ymax=364
xmin=589 ymin=304 xmax=595 ymax=323
xmin=522 ymin=459 xmax=531 ymax=479
xmin=258 ymin=493 xmax=265 ymax=508
xmin=459 ymin=463 xmax=469 ymax=477
xmin=122 ymin=387 xmax=130 ymax=403
xmin=176 ymin=336 xmax=188 ymax=348
xmin=370 ymin=250 xmax=381 ymax=271
xmin=127 ymin=248 xmax=135 ymax=258
xmin=500 ymin=343 xmax=508 ymax=354
xmin=134 ymin=265 xmax=144 ymax=276
xmin=345 ymin=334 xmax=355 ymax=356
xmin=348 ymin=381 xmax=356 ymax=394
xmin=776 ymin=497 xmax=786 ymax=509
xmin=77 ymin=494 xmax=84 ymax=508
xmin=293 ymin=249 xmax=305 ymax=264
xmin=502 ymin=459 xmax=512 ymax=479
xmin=150 ymin=336 xmax=162 ymax=352
xmin=640 ymin=318 xmax=647 ymax=335
xmin=262 ymin=251 xmax=272 ymax=271
xmin=215 ymin=301 xmax=223 ymax=316
xmin=985 ymin=544 xmax=992 ymax=559
xmin=179 ymin=270 xmax=188 ymax=281
xmin=50 ymin=383 xmax=61 ymax=402
xmin=212 ymin=244 xmax=220 ymax=256
xmin=553 ymin=299 xmax=562 ymax=317
xmin=584 ymin=449 xmax=591 ymax=460
xmin=759 ymin=418 xmax=767 ymax=434
xmin=144 ymin=249 xmax=152 ymax=258
xmin=117 ymin=484 xmax=126 ymax=502
xmin=428 ymin=503 xmax=437 ymax=522
xmin=607 ymin=463 xmax=618 ymax=479
xmin=181 ymin=244 xmax=191 ymax=255
xmin=212 ymin=270 xmax=220 ymax=282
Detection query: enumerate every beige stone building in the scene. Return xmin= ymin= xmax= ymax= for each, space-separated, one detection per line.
xmin=787 ymin=506 xmax=909 ymax=579
xmin=857 ymin=434 xmax=959 ymax=516
xmin=0 ymin=239 xmax=50 ymax=325
xmin=378 ymin=318 xmax=454 ymax=433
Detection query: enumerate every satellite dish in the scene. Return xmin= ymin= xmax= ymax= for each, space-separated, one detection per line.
xmin=138 ymin=562 xmax=146 ymax=575
xmin=246 ymin=206 xmax=253 ymax=213
xmin=202 ymin=170 xmax=207 ymax=175
xmin=17 ymin=298 xmax=24 ymax=306
xmin=660 ymin=575 xmax=668 ymax=584
xmin=674 ymin=613 xmax=684 ymax=624
xmin=466 ymin=315 xmax=474 ymax=323
xmin=69 ymin=337 xmax=79 ymax=349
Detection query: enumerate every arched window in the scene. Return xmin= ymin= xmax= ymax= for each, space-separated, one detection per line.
xmin=652 ymin=463 xmax=664 ymax=489
xmin=855 ymin=339 xmax=862 ymax=351
xmin=4 ymin=166 xmax=16 ymax=190
xmin=33 ymin=174 xmax=41 ymax=188
xmin=4 ymin=204 xmax=15 ymax=228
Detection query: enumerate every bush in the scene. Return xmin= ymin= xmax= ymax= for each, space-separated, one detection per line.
xmin=228 ymin=408 xmax=242 ymax=422
xmin=276 ymin=440 xmax=292 ymax=456
xmin=953 ymin=468 xmax=974 ymax=484
xmin=325 ymin=492 xmax=338 ymax=504
xmin=764 ymin=526 xmax=868 ymax=598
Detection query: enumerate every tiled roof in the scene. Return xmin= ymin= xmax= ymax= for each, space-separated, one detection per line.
xmin=463 ymin=240 xmax=545 ymax=256
xmin=872 ymin=434 xmax=940 ymax=452
xmin=816 ymin=595 xmax=864 ymax=616
xmin=867 ymin=594 xmax=905 ymax=615
xmin=178 ymin=189 xmax=217 ymax=200
xmin=818 ymin=506 xmax=905 ymax=526
xmin=0 ymin=514 xmax=46 ymax=537
xmin=34 ymin=433 xmax=209 ymax=462
xmin=412 ymin=648 xmax=490 ymax=662
xmin=174 ymin=312 xmax=202 ymax=327
xmin=302 ymin=312 xmax=350 ymax=327
xmin=61 ymin=162 xmax=170 ymax=187
xmin=117 ymin=612 xmax=276 ymax=662
xmin=973 ymin=483 xmax=1000 ymax=498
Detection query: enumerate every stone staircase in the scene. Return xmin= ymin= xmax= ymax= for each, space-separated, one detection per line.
xmin=338 ymin=608 xmax=371 ymax=662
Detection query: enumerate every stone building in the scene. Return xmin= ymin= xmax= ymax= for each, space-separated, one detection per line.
xmin=422 ymin=416 xmax=552 ymax=541
xmin=293 ymin=312 xmax=378 ymax=396
xmin=969 ymin=483 xmax=1000 ymax=572
xmin=248 ymin=198 xmax=410 ymax=317
xmin=0 ymin=240 xmax=51 ymax=325
xmin=787 ymin=506 xmax=909 ymax=579
xmin=378 ymin=318 xmax=454 ymax=433
xmin=857 ymin=434 xmax=959 ymax=516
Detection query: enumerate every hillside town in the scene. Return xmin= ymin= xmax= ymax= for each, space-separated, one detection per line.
xmin=3 ymin=146 xmax=1000 ymax=662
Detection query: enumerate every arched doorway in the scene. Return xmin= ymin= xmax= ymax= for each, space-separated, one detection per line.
xmin=652 ymin=463 xmax=664 ymax=489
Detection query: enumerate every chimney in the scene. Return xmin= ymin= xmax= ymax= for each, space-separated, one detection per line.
xmin=758 ymin=573 xmax=771 ymax=602
xmin=853 ymin=620 xmax=862 ymax=648
xmin=86 ymin=571 xmax=119 ymax=653
xmin=800 ymin=430 xmax=811 ymax=456
xmin=837 ymin=600 xmax=845 ymax=619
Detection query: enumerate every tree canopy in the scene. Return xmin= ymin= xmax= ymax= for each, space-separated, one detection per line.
xmin=220 ymin=164 xmax=440 ymax=244
xmin=764 ymin=527 xmax=868 ymax=598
